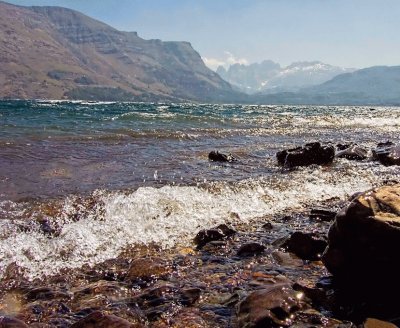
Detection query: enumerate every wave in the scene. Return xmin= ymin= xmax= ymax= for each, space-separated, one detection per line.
xmin=0 ymin=161 xmax=397 ymax=280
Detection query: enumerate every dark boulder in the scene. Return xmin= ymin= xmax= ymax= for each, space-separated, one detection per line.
xmin=276 ymin=142 xmax=335 ymax=168
xmin=194 ymin=224 xmax=236 ymax=249
xmin=323 ymin=184 xmax=400 ymax=278
xmin=372 ymin=142 xmax=400 ymax=166
xmin=283 ymin=231 xmax=327 ymax=261
xmin=336 ymin=144 xmax=368 ymax=160
xmin=208 ymin=151 xmax=236 ymax=162
xmin=237 ymin=242 xmax=265 ymax=257
xmin=237 ymin=283 xmax=307 ymax=327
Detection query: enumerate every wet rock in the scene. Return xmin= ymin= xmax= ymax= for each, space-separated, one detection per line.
xmin=125 ymin=257 xmax=172 ymax=282
xmin=262 ymin=222 xmax=274 ymax=230
xmin=363 ymin=318 xmax=398 ymax=328
xmin=282 ymin=231 xmax=327 ymax=261
xmin=237 ymin=283 xmax=307 ymax=327
xmin=276 ymin=142 xmax=335 ymax=168
xmin=208 ymin=151 xmax=236 ymax=162
xmin=237 ymin=242 xmax=265 ymax=257
xmin=310 ymin=208 xmax=337 ymax=222
xmin=0 ymin=317 xmax=29 ymax=328
xmin=323 ymin=184 xmax=400 ymax=278
xmin=25 ymin=287 xmax=71 ymax=302
xmin=70 ymin=311 xmax=136 ymax=327
xmin=336 ymin=144 xmax=368 ymax=160
xmin=194 ymin=224 xmax=236 ymax=249
xmin=372 ymin=142 xmax=400 ymax=166
xmin=180 ymin=287 xmax=202 ymax=306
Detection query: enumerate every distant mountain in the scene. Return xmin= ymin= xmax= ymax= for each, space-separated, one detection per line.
xmin=217 ymin=60 xmax=354 ymax=94
xmin=0 ymin=1 xmax=240 ymax=102
xmin=253 ymin=66 xmax=400 ymax=105
xmin=216 ymin=60 xmax=281 ymax=93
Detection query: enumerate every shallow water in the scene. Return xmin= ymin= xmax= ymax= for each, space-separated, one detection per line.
xmin=0 ymin=100 xmax=399 ymax=280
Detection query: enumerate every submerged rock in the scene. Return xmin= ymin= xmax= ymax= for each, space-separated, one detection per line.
xmin=194 ymin=224 xmax=236 ymax=249
xmin=208 ymin=151 xmax=236 ymax=162
xmin=282 ymin=231 xmax=327 ymax=261
xmin=309 ymin=208 xmax=337 ymax=222
xmin=0 ymin=317 xmax=29 ymax=328
xmin=125 ymin=257 xmax=172 ymax=282
xmin=336 ymin=144 xmax=368 ymax=160
xmin=237 ymin=283 xmax=307 ymax=327
xmin=363 ymin=318 xmax=398 ymax=328
xmin=276 ymin=142 xmax=335 ymax=168
xmin=372 ymin=142 xmax=400 ymax=166
xmin=323 ymin=184 xmax=400 ymax=278
xmin=70 ymin=311 xmax=136 ymax=327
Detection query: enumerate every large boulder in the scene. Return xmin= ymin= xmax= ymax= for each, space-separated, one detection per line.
xmin=372 ymin=142 xmax=400 ymax=166
xmin=276 ymin=142 xmax=335 ymax=168
xmin=322 ymin=184 xmax=400 ymax=278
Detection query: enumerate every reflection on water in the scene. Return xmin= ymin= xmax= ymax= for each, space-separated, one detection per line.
xmin=0 ymin=101 xmax=399 ymax=200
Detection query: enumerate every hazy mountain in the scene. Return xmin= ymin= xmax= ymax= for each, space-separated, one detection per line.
xmin=0 ymin=1 xmax=240 ymax=102
xmin=217 ymin=60 xmax=354 ymax=94
xmin=253 ymin=66 xmax=400 ymax=105
xmin=216 ymin=60 xmax=281 ymax=93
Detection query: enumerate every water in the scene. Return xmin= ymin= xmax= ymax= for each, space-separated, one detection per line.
xmin=0 ymin=100 xmax=399 ymax=279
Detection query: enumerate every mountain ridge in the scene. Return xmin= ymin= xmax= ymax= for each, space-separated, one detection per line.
xmin=217 ymin=60 xmax=355 ymax=94
xmin=0 ymin=1 xmax=241 ymax=102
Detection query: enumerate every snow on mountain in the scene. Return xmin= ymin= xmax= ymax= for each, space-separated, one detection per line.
xmin=217 ymin=60 xmax=355 ymax=94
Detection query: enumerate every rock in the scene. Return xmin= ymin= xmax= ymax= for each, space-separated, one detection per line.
xmin=70 ymin=311 xmax=136 ymax=327
xmin=180 ymin=287 xmax=202 ymax=306
xmin=262 ymin=222 xmax=274 ymax=230
xmin=194 ymin=224 xmax=236 ymax=249
xmin=237 ymin=242 xmax=265 ymax=257
xmin=323 ymin=184 xmax=400 ymax=278
xmin=124 ymin=257 xmax=172 ymax=282
xmin=363 ymin=318 xmax=398 ymax=328
xmin=0 ymin=317 xmax=29 ymax=328
xmin=237 ymin=283 xmax=307 ymax=327
xmin=336 ymin=144 xmax=368 ymax=160
xmin=372 ymin=142 xmax=400 ymax=166
xmin=208 ymin=151 xmax=236 ymax=162
xmin=309 ymin=208 xmax=337 ymax=222
xmin=282 ymin=231 xmax=327 ymax=261
xmin=276 ymin=142 xmax=335 ymax=168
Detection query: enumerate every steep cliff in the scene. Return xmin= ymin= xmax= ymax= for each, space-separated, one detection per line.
xmin=0 ymin=1 xmax=239 ymax=102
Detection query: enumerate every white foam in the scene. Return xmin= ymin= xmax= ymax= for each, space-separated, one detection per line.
xmin=0 ymin=163 xmax=397 ymax=280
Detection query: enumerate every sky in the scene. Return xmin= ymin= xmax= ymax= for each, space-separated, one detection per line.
xmin=6 ymin=0 xmax=400 ymax=70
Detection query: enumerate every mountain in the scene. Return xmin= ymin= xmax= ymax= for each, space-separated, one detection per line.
xmin=217 ymin=60 xmax=354 ymax=94
xmin=253 ymin=66 xmax=400 ymax=105
xmin=0 ymin=1 xmax=240 ymax=102
xmin=216 ymin=60 xmax=281 ymax=93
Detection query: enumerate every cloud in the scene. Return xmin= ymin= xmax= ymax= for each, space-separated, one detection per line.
xmin=203 ymin=51 xmax=249 ymax=71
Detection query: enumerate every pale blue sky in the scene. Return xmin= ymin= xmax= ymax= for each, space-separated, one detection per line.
xmin=7 ymin=0 xmax=400 ymax=69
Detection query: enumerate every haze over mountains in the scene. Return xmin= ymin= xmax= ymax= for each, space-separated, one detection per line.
xmin=217 ymin=61 xmax=355 ymax=94
xmin=0 ymin=1 xmax=399 ymax=105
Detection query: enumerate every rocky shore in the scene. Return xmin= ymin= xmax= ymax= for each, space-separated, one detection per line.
xmin=0 ymin=141 xmax=399 ymax=327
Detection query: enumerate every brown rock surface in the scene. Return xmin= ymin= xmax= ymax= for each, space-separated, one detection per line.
xmin=323 ymin=184 xmax=400 ymax=277
xmin=237 ymin=283 xmax=307 ymax=327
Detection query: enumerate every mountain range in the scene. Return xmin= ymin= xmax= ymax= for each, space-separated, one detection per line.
xmin=0 ymin=1 xmax=238 ymax=102
xmin=217 ymin=61 xmax=355 ymax=94
xmin=0 ymin=1 xmax=399 ymax=105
